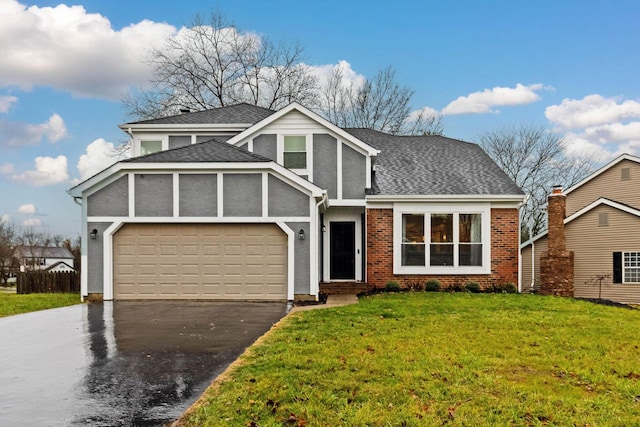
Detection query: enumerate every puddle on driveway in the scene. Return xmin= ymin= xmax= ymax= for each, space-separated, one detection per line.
xmin=0 ymin=301 xmax=288 ymax=426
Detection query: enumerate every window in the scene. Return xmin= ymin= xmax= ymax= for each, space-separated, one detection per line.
xmin=140 ymin=140 xmax=162 ymax=156
xmin=395 ymin=207 xmax=489 ymax=274
xmin=624 ymin=252 xmax=640 ymax=283
xmin=402 ymin=214 xmax=425 ymax=266
xmin=283 ymin=136 xmax=306 ymax=169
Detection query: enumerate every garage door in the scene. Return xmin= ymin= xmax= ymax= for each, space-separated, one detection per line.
xmin=113 ymin=223 xmax=287 ymax=300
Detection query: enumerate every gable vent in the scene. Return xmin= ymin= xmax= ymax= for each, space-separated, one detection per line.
xmin=621 ymin=167 xmax=631 ymax=181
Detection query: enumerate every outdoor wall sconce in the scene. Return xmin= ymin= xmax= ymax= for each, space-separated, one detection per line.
xmin=298 ymin=229 xmax=305 ymax=240
xmin=321 ymin=224 xmax=326 ymax=232
xmin=90 ymin=229 xmax=98 ymax=240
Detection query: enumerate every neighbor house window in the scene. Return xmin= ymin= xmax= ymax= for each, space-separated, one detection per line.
xmin=394 ymin=207 xmax=489 ymax=274
xmin=621 ymin=167 xmax=631 ymax=181
xmin=624 ymin=252 xmax=640 ymax=283
xmin=140 ymin=140 xmax=163 ymax=156
xmin=283 ymin=135 xmax=307 ymax=169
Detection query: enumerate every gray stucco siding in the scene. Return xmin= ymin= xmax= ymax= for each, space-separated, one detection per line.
xmin=342 ymin=144 xmax=366 ymax=199
xmin=286 ymin=221 xmax=310 ymax=295
xmin=313 ymin=134 xmax=338 ymax=198
xmin=169 ymin=135 xmax=191 ymax=150
xmin=87 ymin=175 xmax=128 ymax=217
xmin=134 ymin=174 xmax=173 ymax=217
xmin=179 ymin=174 xmax=217 ymax=216
xmin=223 ymin=174 xmax=262 ymax=217
xmin=87 ymin=222 xmax=111 ymax=293
xmin=252 ymin=134 xmax=277 ymax=161
xmin=268 ymin=175 xmax=309 ymax=217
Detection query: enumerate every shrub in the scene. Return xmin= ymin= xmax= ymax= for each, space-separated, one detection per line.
xmin=465 ymin=281 xmax=481 ymax=293
xmin=384 ymin=281 xmax=401 ymax=292
xmin=502 ymin=283 xmax=517 ymax=293
xmin=424 ymin=279 xmax=441 ymax=292
xmin=448 ymin=282 xmax=465 ymax=293
xmin=406 ymin=280 xmax=424 ymax=292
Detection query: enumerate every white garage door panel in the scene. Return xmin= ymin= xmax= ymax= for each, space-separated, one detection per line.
xmin=113 ymin=224 xmax=287 ymax=300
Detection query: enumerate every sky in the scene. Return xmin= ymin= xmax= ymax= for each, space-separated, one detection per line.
xmin=1 ymin=0 xmax=639 ymax=237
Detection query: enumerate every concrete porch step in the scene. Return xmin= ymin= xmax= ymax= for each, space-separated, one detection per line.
xmin=319 ymin=282 xmax=369 ymax=295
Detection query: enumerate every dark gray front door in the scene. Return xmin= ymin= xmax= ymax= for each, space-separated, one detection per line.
xmin=330 ymin=222 xmax=355 ymax=280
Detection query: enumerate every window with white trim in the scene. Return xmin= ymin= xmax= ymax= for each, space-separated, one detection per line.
xmin=283 ymin=135 xmax=307 ymax=169
xmin=394 ymin=206 xmax=490 ymax=274
xmin=140 ymin=140 xmax=163 ymax=156
xmin=624 ymin=252 xmax=640 ymax=283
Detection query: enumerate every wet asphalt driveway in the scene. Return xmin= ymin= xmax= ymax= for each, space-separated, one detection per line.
xmin=0 ymin=301 xmax=288 ymax=426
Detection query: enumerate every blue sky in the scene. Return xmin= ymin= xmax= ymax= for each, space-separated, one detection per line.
xmin=1 ymin=0 xmax=639 ymax=237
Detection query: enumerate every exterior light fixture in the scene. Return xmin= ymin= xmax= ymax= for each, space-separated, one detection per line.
xmin=322 ymin=224 xmax=326 ymax=232
xmin=298 ymin=229 xmax=305 ymax=240
xmin=90 ymin=229 xmax=98 ymax=240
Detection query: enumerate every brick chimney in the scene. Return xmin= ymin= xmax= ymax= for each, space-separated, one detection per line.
xmin=547 ymin=185 xmax=566 ymax=255
xmin=539 ymin=186 xmax=574 ymax=296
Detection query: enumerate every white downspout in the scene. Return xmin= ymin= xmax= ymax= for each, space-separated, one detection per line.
xmin=517 ymin=195 xmax=530 ymax=293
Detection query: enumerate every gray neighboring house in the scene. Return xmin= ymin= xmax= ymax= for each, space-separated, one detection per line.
xmin=14 ymin=246 xmax=75 ymax=272
xmin=68 ymin=103 xmax=524 ymax=302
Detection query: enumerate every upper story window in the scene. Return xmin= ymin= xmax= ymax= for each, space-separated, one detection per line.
xmin=283 ymin=135 xmax=307 ymax=169
xmin=395 ymin=206 xmax=490 ymax=274
xmin=140 ymin=140 xmax=163 ymax=156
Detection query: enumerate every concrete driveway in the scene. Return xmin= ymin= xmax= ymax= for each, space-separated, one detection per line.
xmin=0 ymin=301 xmax=288 ymax=426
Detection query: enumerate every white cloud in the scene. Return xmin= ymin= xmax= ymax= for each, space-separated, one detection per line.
xmin=0 ymin=0 xmax=176 ymax=99
xmin=545 ymin=94 xmax=640 ymax=130
xmin=22 ymin=217 xmax=41 ymax=227
xmin=0 ymin=163 xmax=14 ymax=174
xmin=545 ymin=95 xmax=640 ymax=159
xmin=309 ymin=60 xmax=366 ymax=90
xmin=0 ymin=95 xmax=17 ymax=113
xmin=442 ymin=83 xmax=545 ymax=115
xmin=0 ymin=113 xmax=67 ymax=147
xmin=0 ymin=214 xmax=10 ymax=224
xmin=76 ymin=138 xmax=123 ymax=181
xmin=406 ymin=106 xmax=440 ymax=122
xmin=17 ymin=203 xmax=36 ymax=214
xmin=11 ymin=155 xmax=69 ymax=186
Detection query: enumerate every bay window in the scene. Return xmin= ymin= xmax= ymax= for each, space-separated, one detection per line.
xmin=394 ymin=206 xmax=490 ymax=274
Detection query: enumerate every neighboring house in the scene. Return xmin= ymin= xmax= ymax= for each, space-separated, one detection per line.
xmin=521 ymin=154 xmax=640 ymax=304
xmin=68 ymin=103 xmax=524 ymax=302
xmin=14 ymin=246 xmax=75 ymax=272
xmin=44 ymin=261 xmax=76 ymax=273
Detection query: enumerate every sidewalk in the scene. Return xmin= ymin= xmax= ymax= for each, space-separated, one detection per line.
xmin=290 ymin=294 xmax=358 ymax=312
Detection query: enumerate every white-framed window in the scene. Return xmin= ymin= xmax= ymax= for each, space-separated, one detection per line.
xmin=623 ymin=252 xmax=640 ymax=283
xmin=283 ymin=135 xmax=307 ymax=169
xmin=394 ymin=205 xmax=491 ymax=275
xmin=140 ymin=140 xmax=163 ymax=156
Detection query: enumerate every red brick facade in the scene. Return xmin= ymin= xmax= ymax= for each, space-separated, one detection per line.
xmin=366 ymin=207 xmax=520 ymax=290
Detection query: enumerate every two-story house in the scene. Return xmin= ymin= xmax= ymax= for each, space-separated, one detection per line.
xmin=68 ymin=103 xmax=524 ymax=302
xmin=14 ymin=246 xmax=75 ymax=272
xmin=521 ymin=154 xmax=640 ymax=304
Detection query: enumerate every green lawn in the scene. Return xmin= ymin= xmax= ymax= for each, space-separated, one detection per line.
xmin=0 ymin=292 xmax=81 ymax=317
xmin=180 ymin=293 xmax=640 ymax=426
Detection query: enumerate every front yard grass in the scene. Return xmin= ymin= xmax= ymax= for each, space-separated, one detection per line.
xmin=181 ymin=293 xmax=640 ymax=426
xmin=0 ymin=292 xmax=81 ymax=317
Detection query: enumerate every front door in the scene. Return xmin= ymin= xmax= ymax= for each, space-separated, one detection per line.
xmin=330 ymin=222 xmax=356 ymax=280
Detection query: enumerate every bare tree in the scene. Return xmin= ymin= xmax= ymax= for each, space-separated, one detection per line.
xmin=124 ymin=12 xmax=319 ymax=120
xmin=0 ymin=222 xmax=17 ymax=285
xmin=478 ymin=125 xmax=596 ymax=240
xmin=321 ymin=65 xmax=442 ymax=135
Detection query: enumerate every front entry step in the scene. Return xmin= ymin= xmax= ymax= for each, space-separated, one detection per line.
xmin=320 ymin=282 xmax=369 ymax=295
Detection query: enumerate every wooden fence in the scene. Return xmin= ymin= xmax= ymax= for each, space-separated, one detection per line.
xmin=17 ymin=271 xmax=80 ymax=294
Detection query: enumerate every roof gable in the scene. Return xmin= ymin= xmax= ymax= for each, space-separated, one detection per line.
xmin=521 ymin=197 xmax=640 ymax=248
xmin=565 ymin=153 xmax=640 ymax=195
xmin=226 ymin=102 xmax=380 ymax=156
